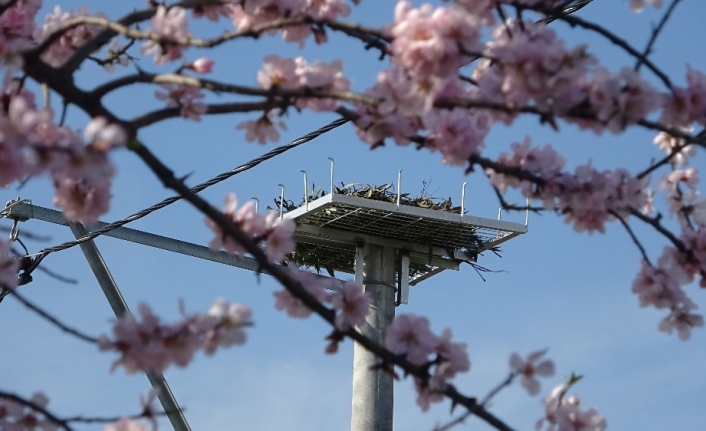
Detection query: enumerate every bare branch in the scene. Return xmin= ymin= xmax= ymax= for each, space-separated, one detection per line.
xmin=131 ymin=101 xmax=276 ymax=129
xmin=610 ymin=210 xmax=652 ymax=265
xmin=555 ymin=13 xmax=674 ymax=92
xmin=129 ymin=137 xmax=515 ymax=431
xmin=0 ymin=390 xmax=74 ymax=431
xmin=8 ymin=289 xmax=100 ymax=344
xmin=635 ymin=0 xmax=683 ymax=72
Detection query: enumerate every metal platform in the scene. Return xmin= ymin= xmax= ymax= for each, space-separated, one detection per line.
xmin=284 ymin=193 xmax=527 ymax=285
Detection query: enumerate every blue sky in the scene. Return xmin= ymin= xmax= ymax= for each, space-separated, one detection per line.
xmin=2 ymin=1 xmax=706 ymax=430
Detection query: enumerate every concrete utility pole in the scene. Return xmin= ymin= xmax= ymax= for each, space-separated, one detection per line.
xmin=351 ymin=243 xmax=396 ymax=431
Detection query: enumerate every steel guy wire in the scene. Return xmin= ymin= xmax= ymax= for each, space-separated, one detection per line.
xmin=19 ymin=117 xmax=349 ymax=275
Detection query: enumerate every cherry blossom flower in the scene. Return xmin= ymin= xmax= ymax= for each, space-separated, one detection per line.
xmin=294 ymin=57 xmax=350 ymax=111
xmin=653 ymin=131 xmax=696 ymax=167
xmin=384 ymin=314 xmax=438 ymax=365
xmin=263 ymin=212 xmax=296 ymax=263
xmin=0 ymin=392 xmax=58 ymax=431
xmin=629 ymin=0 xmax=663 ymax=13
xmin=330 ymin=280 xmax=371 ymax=330
xmin=34 ymin=6 xmax=105 ymax=67
xmin=433 ymin=328 xmax=470 ymax=380
xmin=187 ymin=57 xmax=214 ymax=74
xmin=141 ymin=5 xmax=191 ymax=64
xmin=414 ymin=375 xmax=446 ymax=412
xmin=389 ymin=2 xmax=482 ymax=79
xmin=257 ymin=55 xmax=298 ymax=90
xmin=236 ymin=111 xmax=287 ymax=144
xmin=538 ymin=384 xmax=607 ymax=431
xmin=510 ymin=349 xmax=555 ymax=396
xmin=424 ymin=109 xmax=490 ymax=165
xmin=104 ymin=418 xmax=147 ymax=431
xmin=52 ymin=174 xmax=112 ymax=223
xmin=154 ymin=83 xmax=207 ymax=121
xmin=100 ymin=300 xmax=251 ymax=374
xmin=201 ymin=298 xmax=252 ymax=354
xmin=103 ymin=38 xmax=130 ymax=73
xmin=273 ymin=264 xmax=332 ymax=318
xmin=658 ymin=304 xmax=705 ymax=340
xmin=84 ymin=117 xmax=127 ymax=151
xmin=207 ymin=193 xmax=264 ymax=255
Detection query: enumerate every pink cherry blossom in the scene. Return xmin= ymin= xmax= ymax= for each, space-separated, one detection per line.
xmin=201 ymin=298 xmax=252 ymax=354
xmin=263 ymin=211 xmax=296 ymax=263
xmin=433 ymin=328 xmax=470 ymax=380
xmin=84 ymin=117 xmax=127 ymax=151
xmin=294 ymin=57 xmax=350 ymax=111
xmin=330 ymin=280 xmax=371 ymax=330
xmin=207 ymin=193 xmax=266 ymax=255
xmin=653 ymin=130 xmax=696 ymax=167
xmin=141 ymin=5 xmax=191 ymax=64
xmin=658 ymin=304 xmax=705 ymax=340
xmin=154 ymin=83 xmax=207 ymax=121
xmin=104 ymin=418 xmax=147 ymax=431
xmin=0 ymin=392 xmax=58 ymax=431
xmin=257 ymin=55 xmax=299 ymax=89
xmin=273 ymin=264 xmax=331 ymax=318
xmin=236 ymin=111 xmax=287 ymax=144
xmin=35 ymin=6 xmax=106 ymax=67
xmin=538 ymin=384 xmax=607 ymax=431
xmin=389 ymin=2 xmax=482 ymax=79
xmin=413 ymin=375 xmax=446 ymax=412
xmin=424 ymin=109 xmax=490 ymax=165
xmin=476 ymin=19 xmax=594 ymax=114
xmin=510 ymin=349 xmax=555 ymax=396
xmin=100 ymin=299 xmax=251 ymax=374
xmin=52 ymin=174 xmax=112 ymax=223
xmin=102 ymin=38 xmax=130 ymax=73
xmin=384 ymin=313 xmax=438 ymax=365
xmin=187 ymin=57 xmax=214 ymax=74
xmin=629 ymin=0 xmax=663 ymax=13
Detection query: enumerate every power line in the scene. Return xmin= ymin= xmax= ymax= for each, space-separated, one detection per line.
xmin=6 ymin=117 xmax=349 ymax=278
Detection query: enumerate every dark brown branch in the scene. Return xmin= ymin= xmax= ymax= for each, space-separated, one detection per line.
xmin=60 ymin=0 xmax=229 ymax=73
xmin=628 ymin=208 xmax=688 ymax=255
xmin=556 ymin=14 xmax=674 ymax=91
xmin=610 ymin=210 xmax=652 ymax=265
xmin=635 ymin=0 xmax=683 ymax=72
xmin=0 ymin=390 xmax=74 ymax=431
xmin=8 ymin=289 xmax=99 ymax=344
xmin=131 ymin=101 xmax=276 ymax=129
xmin=129 ymin=138 xmax=515 ymax=431
xmin=434 ymin=372 xmax=518 ymax=431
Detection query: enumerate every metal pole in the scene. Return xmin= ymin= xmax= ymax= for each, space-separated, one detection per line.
xmin=351 ymin=243 xmax=395 ymax=431
xmin=68 ymin=222 xmax=192 ymax=431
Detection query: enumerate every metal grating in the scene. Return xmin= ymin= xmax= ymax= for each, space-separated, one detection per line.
xmin=284 ymin=193 xmax=527 ymax=282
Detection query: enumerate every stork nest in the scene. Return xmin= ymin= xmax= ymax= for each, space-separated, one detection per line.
xmin=272 ymin=182 xmax=491 ymax=278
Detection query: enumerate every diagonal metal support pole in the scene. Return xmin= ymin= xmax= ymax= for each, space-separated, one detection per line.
xmin=69 ymin=222 xmax=192 ymax=431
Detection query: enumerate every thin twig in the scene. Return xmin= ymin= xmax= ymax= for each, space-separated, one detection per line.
xmin=8 ymin=289 xmax=99 ymax=344
xmin=0 ymin=390 xmax=74 ymax=431
xmin=610 ymin=210 xmax=652 ymax=265
xmin=556 ymin=13 xmax=674 ymax=92
xmin=635 ymin=0 xmax=683 ymax=72
xmin=434 ymin=372 xmax=517 ymax=431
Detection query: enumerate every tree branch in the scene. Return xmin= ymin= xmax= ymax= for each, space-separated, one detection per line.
xmin=8 ymin=289 xmax=99 ymax=344
xmin=0 ymin=390 xmax=74 ymax=431
xmin=635 ymin=0 xmax=683 ymax=72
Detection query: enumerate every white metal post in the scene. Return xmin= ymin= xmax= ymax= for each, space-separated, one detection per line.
xmin=351 ymin=243 xmax=395 ymax=431
xmin=69 ymin=222 xmax=192 ymax=431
